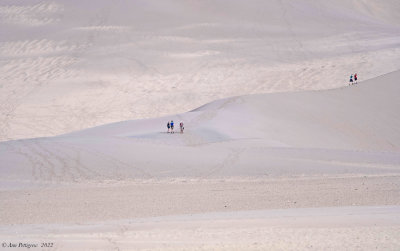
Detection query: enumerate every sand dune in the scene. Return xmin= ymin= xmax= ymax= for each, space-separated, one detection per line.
xmin=0 ymin=69 xmax=399 ymax=249
xmin=1 ymin=0 xmax=400 ymax=141
xmin=1 ymin=1 xmax=400 ymax=249
xmin=1 ymin=70 xmax=399 ymax=188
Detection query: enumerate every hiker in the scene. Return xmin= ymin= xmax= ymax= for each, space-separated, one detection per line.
xmin=170 ymin=120 xmax=174 ymax=133
xmin=167 ymin=121 xmax=170 ymax=133
xmin=354 ymin=73 xmax=358 ymax=84
xmin=349 ymin=74 xmax=353 ymax=85
xmin=180 ymin=121 xmax=184 ymax=133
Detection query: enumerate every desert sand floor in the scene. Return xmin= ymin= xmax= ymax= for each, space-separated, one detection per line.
xmin=1 ymin=176 xmax=399 ymax=225
xmin=1 ymin=175 xmax=399 ymax=250
xmin=1 ymin=206 xmax=400 ymax=250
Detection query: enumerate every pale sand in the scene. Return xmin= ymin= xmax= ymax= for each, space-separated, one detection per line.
xmin=1 ymin=0 xmax=400 ymax=141
xmin=1 ymin=175 xmax=399 ymax=225
xmin=1 ymin=70 xmax=400 ymax=249
xmin=1 ymin=177 xmax=399 ymax=250
xmin=1 ymin=205 xmax=399 ymax=250
xmin=1 ymin=1 xmax=400 ymax=249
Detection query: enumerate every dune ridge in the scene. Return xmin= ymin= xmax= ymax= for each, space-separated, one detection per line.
xmin=1 ymin=0 xmax=400 ymax=141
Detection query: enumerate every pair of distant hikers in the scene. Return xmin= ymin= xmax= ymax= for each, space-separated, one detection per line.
xmin=167 ymin=120 xmax=184 ymax=133
xmin=349 ymin=73 xmax=358 ymax=85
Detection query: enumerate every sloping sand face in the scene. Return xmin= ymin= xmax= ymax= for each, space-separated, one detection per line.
xmin=1 ymin=71 xmax=400 ymax=188
xmin=0 ymin=70 xmax=399 ymax=249
xmin=1 ymin=0 xmax=400 ymax=141
xmin=1 ymin=1 xmax=400 ymax=249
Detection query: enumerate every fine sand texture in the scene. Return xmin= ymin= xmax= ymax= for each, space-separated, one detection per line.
xmin=1 ymin=0 xmax=400 ymax=141
xmin=1 ymin=206 xmax=400 ymax=250
xmin=1 ymin=1 xmax=400 ymax=250
xmin=1 ymin=70 xmax=399 ymax=250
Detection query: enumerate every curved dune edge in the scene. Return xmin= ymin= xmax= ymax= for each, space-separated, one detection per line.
xmin=1 ymin=0 xmax=400 ymax=141
xmin=0 ymin=69 xmax=399 ymax=250
xmin=1 ymin=1 xmax=400 ymax=249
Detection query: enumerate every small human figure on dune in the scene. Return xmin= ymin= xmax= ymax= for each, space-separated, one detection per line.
xmin=167 ymin=121 xmax=170 ymax=133
xmin=180 ymin=121 xmax=184 ymax=133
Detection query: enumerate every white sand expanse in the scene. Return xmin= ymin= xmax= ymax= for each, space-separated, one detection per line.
xmin=1 ymin=206 xmax=400 ymax=250
xmin=1 ymin=70 xmax=400 ymax=249
xmin=1 ymin=0 xmax=400 ymax=141
xmin=1 ymin=0 xmax=400 ymax=250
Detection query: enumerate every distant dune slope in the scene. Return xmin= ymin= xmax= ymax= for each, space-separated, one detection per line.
xmin=1 ymin=0 xmax=400 ymax=141
xmin=0 ymin=70 xmax=399 ymax=189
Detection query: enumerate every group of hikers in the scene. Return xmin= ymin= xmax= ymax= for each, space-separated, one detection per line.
xmin=165 ymin=74 xmax=359 ymax=134
xmin=167 ymin=120 xmax=184 ymax=134
xmin=349 ymin=73 xmax=358 ymax=85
